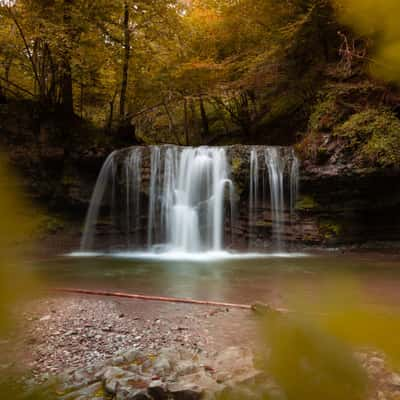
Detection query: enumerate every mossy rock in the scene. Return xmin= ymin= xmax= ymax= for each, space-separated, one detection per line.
xmin=334 ymin=108 xmax=400 ymax=167
xmin=309 ymin=94 xmax=341 ymax=132
xmin=319 ymin=219 xmax=342 ymax=240
xmin=231 ymin=156 xmax=244 ymax=175
xmin=296 ymin=195 xmax=319 ymax=211
xmin=62 ymin=175 xmax=78 ymax=186
xmin=255 ymin=220 xmax=272 ymax=228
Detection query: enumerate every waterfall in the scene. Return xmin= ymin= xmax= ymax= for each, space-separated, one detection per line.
xmin=249 ymin=149 xmax=259 ymax=246
xmin=80 ymin=151 xmax=117 ymax=250
xmin=248 ymin=147 xmax=299 ymax=250
xmin=147 ymin=146 xmax=161 ymax=247
xmin=125 ymin=148 xmax=142 ymax=247
xmin=168 ymin=147 xmax=234 ymax=252
xmin=80 ymin=145 xmax=299 ymax=254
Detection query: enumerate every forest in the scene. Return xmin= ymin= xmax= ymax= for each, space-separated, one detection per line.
xmin=1 ymin=0 xmax=399 ymax=154
xmin=3 ymin=1 xmax=400 ymax=400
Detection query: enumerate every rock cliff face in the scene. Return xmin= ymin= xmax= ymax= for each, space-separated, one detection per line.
xmin=2 ymin=100 xmax=400 ymax=247
xmin=83 ymin=145 xmax=400 ymax=249
xmin=299 ymin=163 xmax=400 ymax=246
xmin=0 ymin=100 xmax=114 ymax=215
xmin=232 ymin=148 xmax=400 ymax=248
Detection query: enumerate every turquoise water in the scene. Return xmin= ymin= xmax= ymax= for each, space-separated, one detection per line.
xmin=34 ymin=251 xmax=400 ymax=307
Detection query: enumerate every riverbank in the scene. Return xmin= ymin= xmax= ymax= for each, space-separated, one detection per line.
xmin=2 ymin=293 xmax=400 ymax=399
xmin=6 ymin=294 xmax=256 ymax=383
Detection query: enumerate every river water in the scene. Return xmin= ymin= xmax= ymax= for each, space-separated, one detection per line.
xmin=34 ymin=251 xmax=400 ymax=309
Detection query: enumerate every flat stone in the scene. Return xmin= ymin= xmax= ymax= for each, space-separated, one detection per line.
xmin=175 ymin=360 xmax=198 ymax=377
xmin=113 ymin=356 xmax=125 ymax=365
xmin=153 ymin=356 xmax=171 ymax=376
xmin=169 ymin=370 xmax=222 ymax=398
xmin=124 ymin=349 xmax=141 ymax=363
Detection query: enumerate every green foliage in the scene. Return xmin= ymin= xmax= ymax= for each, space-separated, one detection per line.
xmin=308 ymin=82 xmax=378 ymax=133
xmin=309 ymin=94 xmax=341 ymax=132
xmin=335 ymin=108 xmax=400 ymax=167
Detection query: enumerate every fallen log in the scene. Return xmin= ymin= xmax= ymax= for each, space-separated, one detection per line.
xmin=52 ymin=287 xmax=253 ymax=310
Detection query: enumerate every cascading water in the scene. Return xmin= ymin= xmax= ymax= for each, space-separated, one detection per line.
xmin=80 ymin=145 xmax=299 ymax=256
xmin=248 ymin=146 xmax=299 ymax=250
xmin=81 ymin=146 xmax=236 ymax=254
xmin=81 ymin=151 xmax=117 ymax=251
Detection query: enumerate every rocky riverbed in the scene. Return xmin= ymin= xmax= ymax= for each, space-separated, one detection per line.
xmin=2 ymin=294 xmax=400 ymax=399
xmin=1 ymin=295 xmax=257 ymax=386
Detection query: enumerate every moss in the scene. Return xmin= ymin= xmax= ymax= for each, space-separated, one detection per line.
xmin=300 ymin=78 xmax=400 ymax=168
xmin=295 ymin=195 xmax=318 ymax=210
xmin=231 ymin=156 xmax=243 ymax=175
xmin=94 ymin=386 xmax=110 ymax=399
xmin=259 ymin=93 xmax=303 ymax=127
xmin=62 ymin=175 xmax=77 ymax=186
xmin=255 ymin=220 xmax=272 ymax=227
xmin=319 ymin=219 xmax=342 ymax=239
xmin=309 ymin=93 xmax=340 ymax=132
xmin=334 ymin=108 xmax=400 ymax=167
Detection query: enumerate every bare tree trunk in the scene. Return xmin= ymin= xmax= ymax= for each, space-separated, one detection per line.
xmin=199 ymin=96 xmax=209 ymax=140
xmin=7 ymin=7 xmax=42 ymax=99
xmin=61 ymin=0 xmax=74 ymax=114
xmin=119 ymin=1 xmax=130 ymax=120
xmin=163 ymin=101 xmax=181 ymax=145
xmin=183 ymin=97 xmax=189 ymax=146
xmin=4 ymin=59 xmax=12 ymax=86
xmin=107 ymin=88 xmax=118 ymax=133
xmin=80 ymin=79 xmax=84 ymax=118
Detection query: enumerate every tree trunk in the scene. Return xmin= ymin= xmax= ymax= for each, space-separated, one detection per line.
xmin=199 ymin=96 xmax=209 ymax=140
xmin=80 ymin=80 xmax=84 ymax=118
xmin=119 ymin=1 xmax=130 ymax=119
xmin=183 ymin=97 xmax=189 ymax=146
xmin=61 ymin=0 xmax=74 ymax=114
xmin=163 ymin=101 xmax=181 ymax=145
xmin=107 ymin=88 xmax=118 ymax=133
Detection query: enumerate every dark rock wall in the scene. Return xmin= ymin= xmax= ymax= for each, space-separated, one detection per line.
xmin=1 ymin=101 xmax=400 ymax=248
xmin=0 ymin=100 xmax=113 ymax=216
xmin=106 ymin=146 xmax=400 ymax=249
